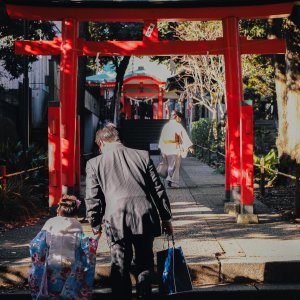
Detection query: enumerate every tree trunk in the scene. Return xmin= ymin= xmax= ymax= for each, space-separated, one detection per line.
xmin=111 ymin=56 xmax=130 ymax=124
xmin=77 ymin=22 xmax=88 ymax=157
xmin=296 ymin=164 xmax=300 ymax=219
xmin=285 ymin=5 xmax=300 ymax=217
xmin=268 ymin=18 xmax=288 ymax=158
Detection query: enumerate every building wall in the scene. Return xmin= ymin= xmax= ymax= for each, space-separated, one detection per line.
xmin=30 ymin=56 xmax=51 ymax=127
xmin=83 ymin=111 xmax=99 ymax=154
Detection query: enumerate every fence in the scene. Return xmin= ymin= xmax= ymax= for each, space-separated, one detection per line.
xmin=194 ymin=143 xmax=225 ymax=166
xmin=194 ymin=144 xmax=299 ymax=196
xmin=0 ymin=164 xmax=45 ymax=189
xmin=0 ymin=152 xmax=95 ymax=188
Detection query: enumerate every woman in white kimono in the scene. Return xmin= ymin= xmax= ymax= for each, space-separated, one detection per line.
xmin=158 ymin=110 xmax=194 ymax=188
xmin=29 ymin=195 xmax=98 ymax=300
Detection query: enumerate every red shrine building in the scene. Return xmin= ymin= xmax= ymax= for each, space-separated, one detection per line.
xmin=2 ymin=0 xmax=296 ymax=223
xmin=86 ymin=63 xmax=179 ymax=121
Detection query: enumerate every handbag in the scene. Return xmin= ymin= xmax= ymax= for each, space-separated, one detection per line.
xmin=156 ymin=155 xmax=168 ymax=178
xmin=157 ymin=235 xmax=193 ymax=295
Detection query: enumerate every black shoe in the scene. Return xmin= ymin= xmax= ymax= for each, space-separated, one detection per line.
xmin=137 ymin=271 xmax=152 ymax=299
xmin=167 ymin=181 xmax=172 ymax=187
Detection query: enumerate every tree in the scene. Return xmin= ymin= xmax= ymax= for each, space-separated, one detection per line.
xmin=156 ymin=21 xmax=225 ymax=142
xmin=0 ymin=5 xmax=56 ymax=79
xmin=266 ymin=7 xmax=300 ymax=217
xmin=87 ymin=22 xmax=143 ymax=123
xmin=284 ymin=5 xmax=300 ymax=217
xmin=240 ymin=19 xmax=277 ymax=121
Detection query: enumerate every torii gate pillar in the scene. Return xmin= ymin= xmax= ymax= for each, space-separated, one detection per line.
xmin=223 ymin=17 xmax=242 ymax=204
xmin=60 ymin=19 xmax=79 ymax=195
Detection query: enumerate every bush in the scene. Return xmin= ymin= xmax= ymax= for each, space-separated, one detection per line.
xmin=0 ymin=141 xmax=48 ymax=222
xmin=191 ymin=118 xmax=225 ymax=164
xmin=191 ymin=118 xmax=211 ymax=148
xmin=0 ymin=177 xmax=48 ymax=222
xmin=0 ymin=116 xmax=18 ymax=145
xmin=0 ymin=140 xmax=47 ymax=173
xmin=254 ymin=148 xmax=279 ymax=186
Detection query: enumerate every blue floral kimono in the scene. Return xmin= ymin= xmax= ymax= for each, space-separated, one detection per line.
xmin=29 ymin=229 xmax=98 ymax=300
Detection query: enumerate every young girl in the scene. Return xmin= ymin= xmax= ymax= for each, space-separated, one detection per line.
xmin=29 ymin=195 xmax=98 ymax=300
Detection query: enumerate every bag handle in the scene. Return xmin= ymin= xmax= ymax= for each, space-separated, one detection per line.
xmin=163 ymin=233 xmax=175 ymax=249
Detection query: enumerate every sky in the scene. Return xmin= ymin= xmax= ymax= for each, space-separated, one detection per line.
xmin=126 ymin=56 xmax=173 ymax=81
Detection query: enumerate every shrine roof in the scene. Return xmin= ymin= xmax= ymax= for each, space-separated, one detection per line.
xmin=86 ymin=65 xmax=165 ymax=85
xmin=2 ymin=0 xmax=294 ymax=8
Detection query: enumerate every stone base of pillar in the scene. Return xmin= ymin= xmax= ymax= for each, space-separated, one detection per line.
xmin=236 ymin=204 xmax=258 ymax=224
xmin=236 ymin=213 xmax=259 ymax=224
xmin=224 ymin=202 xmax=240 ymax=216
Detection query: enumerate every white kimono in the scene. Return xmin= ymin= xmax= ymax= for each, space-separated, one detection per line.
xmin=158 ymin=119 xmax=193 ymax=187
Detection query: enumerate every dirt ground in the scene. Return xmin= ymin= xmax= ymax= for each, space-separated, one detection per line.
xmin=255 ymin=185 xmax=297 ymax=221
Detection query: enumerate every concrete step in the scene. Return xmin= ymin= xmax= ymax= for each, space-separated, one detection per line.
xmin=2 ymin=258 xmax=300 ymax=290
xmin=1 ymin=284 xmax=300 ymax=300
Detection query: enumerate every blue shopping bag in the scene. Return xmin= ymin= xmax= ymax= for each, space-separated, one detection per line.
xmin=157 ymin=236 xmax=193 ymax=295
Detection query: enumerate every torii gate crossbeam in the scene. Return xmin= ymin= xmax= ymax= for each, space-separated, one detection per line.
xmin=6 ymin=2 xmax=293 ymax=211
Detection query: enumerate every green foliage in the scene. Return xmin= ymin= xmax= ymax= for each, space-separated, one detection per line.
xmin=191 ymin=119 xmax=211 ymax=148
xmin=158 ymin=21 xmax=179 ymax=40
xmin=0 ymin=177 xmax=47 ymax=222
xmin=254 ymin=149 xmax=279 ymax=184
xmin=0 ymin=11 xmax=56 ymax=79
xmin=242 ymin=54 xmax=276 ymax=118
xmin=87 ymin=22 xmax=143 ymax=73
xmin=0 ymin=140 xmax=48 ymax=221
xmin=191 ymin=118 xmax=225 ymax=165
xmin=89 ymin=22 xmax=143 ymax=41
xmin=240 ymin=19 xmax=277 ymax=120
xmin=0 ymin=140 xmax=46 ymax=173
xmin=0 ymin=115 xmax=18 ymax=145
xmin=239 ymin=19 xmax=268 ymax=39
xmin=149 ymin=22 xmax=180 ymax=65
xmin=213 ymin=164 xmax=225 ymax=175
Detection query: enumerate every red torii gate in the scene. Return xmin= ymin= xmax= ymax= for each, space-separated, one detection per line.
xmin=5 ymin=2 xmax=293 ymax=219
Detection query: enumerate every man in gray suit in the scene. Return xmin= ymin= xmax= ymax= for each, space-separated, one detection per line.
xmin=85 ymin=124 xmax=173 ymax=300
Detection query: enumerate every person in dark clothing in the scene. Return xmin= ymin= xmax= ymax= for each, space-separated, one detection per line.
xmin=85 ymin=124 xmax=173 ymax=300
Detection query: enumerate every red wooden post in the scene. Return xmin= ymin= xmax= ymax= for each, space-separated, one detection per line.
xmin=0 ymin=163 xmax=7 ymax=189
xmin=60 ymin=18 xmax=79 ymax=192
xmin=223 ymin=17 xmax=243 ymax=202
xmin=240 ymin=100 xmax=254 ymax=211
xmin=48 ymin=104 xmax=62 ymax=207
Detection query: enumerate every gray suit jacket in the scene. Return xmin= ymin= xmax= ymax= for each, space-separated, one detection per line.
xmin=85 ymin=142 xmax=172 ymax=245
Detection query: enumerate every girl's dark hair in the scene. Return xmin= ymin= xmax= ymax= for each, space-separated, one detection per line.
xmin=58 ymin=194 xmax=78 ymax=217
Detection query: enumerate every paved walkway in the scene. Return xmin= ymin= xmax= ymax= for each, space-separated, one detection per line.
xmin=1 ymin=155 xmax=300 ymax=293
